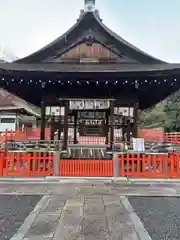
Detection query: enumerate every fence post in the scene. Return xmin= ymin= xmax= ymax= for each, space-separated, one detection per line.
xmin=0 ymin=152 xmax=3 ymax=176
xmin=54 ymin=151 xmax=60 ymax=176
xmin=113 ymin=152 xmax=118 ymax=179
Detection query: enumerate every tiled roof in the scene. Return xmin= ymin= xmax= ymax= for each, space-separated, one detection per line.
xmin=0 ymin=88 xmax=40 ymax=117
xmin=0 ymin=62 xmax=180 ymax=73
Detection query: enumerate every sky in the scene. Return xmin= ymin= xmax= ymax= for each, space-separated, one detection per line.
xmin=0 ymin=0 xmax=180 ymax=62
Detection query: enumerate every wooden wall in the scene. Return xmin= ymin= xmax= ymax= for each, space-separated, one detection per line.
xmin=58 ymin=42 xmax=120 ymax=61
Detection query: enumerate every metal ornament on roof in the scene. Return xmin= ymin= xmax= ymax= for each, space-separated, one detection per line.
xmin=84 ymin=0 xmax=95 ymax=12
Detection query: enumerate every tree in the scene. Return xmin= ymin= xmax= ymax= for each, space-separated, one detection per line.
xmin=139 ymin=103 xmax=167 ymax=128
xmin=139 ymin=90 xmax=180 ymax=131
xmin=164 ymin=90 xmax=180 ymax=131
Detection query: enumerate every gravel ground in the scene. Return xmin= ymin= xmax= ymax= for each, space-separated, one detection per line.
xmin=0 ymin=195 xmax=42 ymax=240
xmin=128 ymin=196 xmax=180 ymax=240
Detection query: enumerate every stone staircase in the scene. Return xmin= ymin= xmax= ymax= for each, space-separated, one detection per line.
xmin=60 ymin=147 xmax=110 ymax=159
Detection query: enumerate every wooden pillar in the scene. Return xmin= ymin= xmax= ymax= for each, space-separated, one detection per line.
xmin=105 ymin=110 xmax=109 ymax=144
xmin=50 ymin=117 xmax=55 ymax=140
xmin=63 ymin=100 xmax=69 ymax=150
xmin=122 ymin=118 xmax=125 ymax=142
xmin=58 ymin=116 xmax=62 ymax=140
xmin=74 ymin=110 xmax=78 ymax=144
xmin=127 ymin=119 xmax=131 ymax=143
xmin=132 ymin=102 xmax=138 ymax=138
xmin=40 ymin=83 xmax=46 ymax=140
xmin=110 ymin=100 xmax=114 ymax=150
xmin=40 ymin=100 xmax=45 ymax=140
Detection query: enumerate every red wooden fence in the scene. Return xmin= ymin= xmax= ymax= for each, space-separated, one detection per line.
xmin=59 ymin=159 xmax=113 ymax=177
xmin=118 ymin=153 xmax=180 ymax=178
xmin=0 ymin=151 xmax=180 ymax=178
xmin=164 ymin=132 xmax=180 ymax=144
xmin=0 ymin=152 xmax=54 ymax=176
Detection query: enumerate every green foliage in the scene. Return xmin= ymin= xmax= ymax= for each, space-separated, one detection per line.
xmin=140 ymin=90 xmax=180 ymax=131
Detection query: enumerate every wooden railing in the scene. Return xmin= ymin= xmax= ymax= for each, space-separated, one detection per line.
xmin=164 ymin=132 xmax=180 ymax=144
xmin=118 ymin=153 xmax=180 ymax=178
xmin=0 ymin=151 xmax=180 ymax=178
xmin=59 ymin=159 xmax=113 ymax=176
xmin=0 ymin=152 xmax=54 ymax=176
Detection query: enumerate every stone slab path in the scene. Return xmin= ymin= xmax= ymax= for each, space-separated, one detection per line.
xmin=10 ymin=194 xmax=149 ymax=240
xmin=1 ymin=180 xmax=180 ymax=239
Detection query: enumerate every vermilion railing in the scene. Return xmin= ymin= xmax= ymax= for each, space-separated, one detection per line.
xmin=0 ymin=152 xmax=54 ymax=176
xmin=118 ymin=153 xmax=180 ymax=178
xmin=59 ymin=159 xmax=113 ymax=176
xmin=164 ymin=132 xmax=180 ymax=144
xmin=0 ymin=151 xmax=180 ymax=178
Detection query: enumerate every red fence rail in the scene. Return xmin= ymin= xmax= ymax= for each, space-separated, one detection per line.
xmin=164 ymin=132 xmax=180 ymax=144
xmin=0 ymin=152 xmax=54 ymax=176
xmin=1 ymin=151 xmax=180 ymax=178
xmin=59 ymin=159 xmax=113 ymax=177
xmin=118 ymin=153 xmax=180 ymax=178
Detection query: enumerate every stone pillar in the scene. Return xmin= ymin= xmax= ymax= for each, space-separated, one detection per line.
xmin=54 ymin=151 xmax=60 ymax=176
xmin=113 ymin=152 xmax=118 ymax=178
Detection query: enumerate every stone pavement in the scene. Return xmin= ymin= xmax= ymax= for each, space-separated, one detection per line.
xmin=1 ymin=180 xmax=180 ymax=240
xmin=10 ymin=194 xmax=149 ymax=240
xmin=0 ymin=180 xmax=180 ymax=196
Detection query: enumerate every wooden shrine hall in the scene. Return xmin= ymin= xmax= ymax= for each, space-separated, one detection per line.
xmin=0 ymin=0 xmax=180 ymax=150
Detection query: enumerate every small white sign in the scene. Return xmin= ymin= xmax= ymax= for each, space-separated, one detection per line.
xmin=132 ymin=138 xmax=145 ymax=152
xmin=70 ymin=100 xmax=84 ymax=110
xmin=84 ymin=100 xmax=94 ymax=109
xmin=45 ymin=106 xmax=65 ymax=116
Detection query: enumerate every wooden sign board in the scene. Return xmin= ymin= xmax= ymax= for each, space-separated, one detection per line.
xmin=69 ymin=99 xmax=110 ymax=110
xmin=45 ymin=106 xmax=65 ymax=116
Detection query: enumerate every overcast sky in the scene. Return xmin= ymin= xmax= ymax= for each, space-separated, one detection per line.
xmin=0 ymin=0 xmax=179 ymax=62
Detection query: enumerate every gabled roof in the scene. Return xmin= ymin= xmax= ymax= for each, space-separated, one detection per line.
xmin=15 ymin=10 xmax=164 ymax=64
xmin=0 ymin=88 xmax=40 ymax=117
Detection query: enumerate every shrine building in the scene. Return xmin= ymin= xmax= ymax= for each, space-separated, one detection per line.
xmin=0 ymin=0 xmax=180 ymax=150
